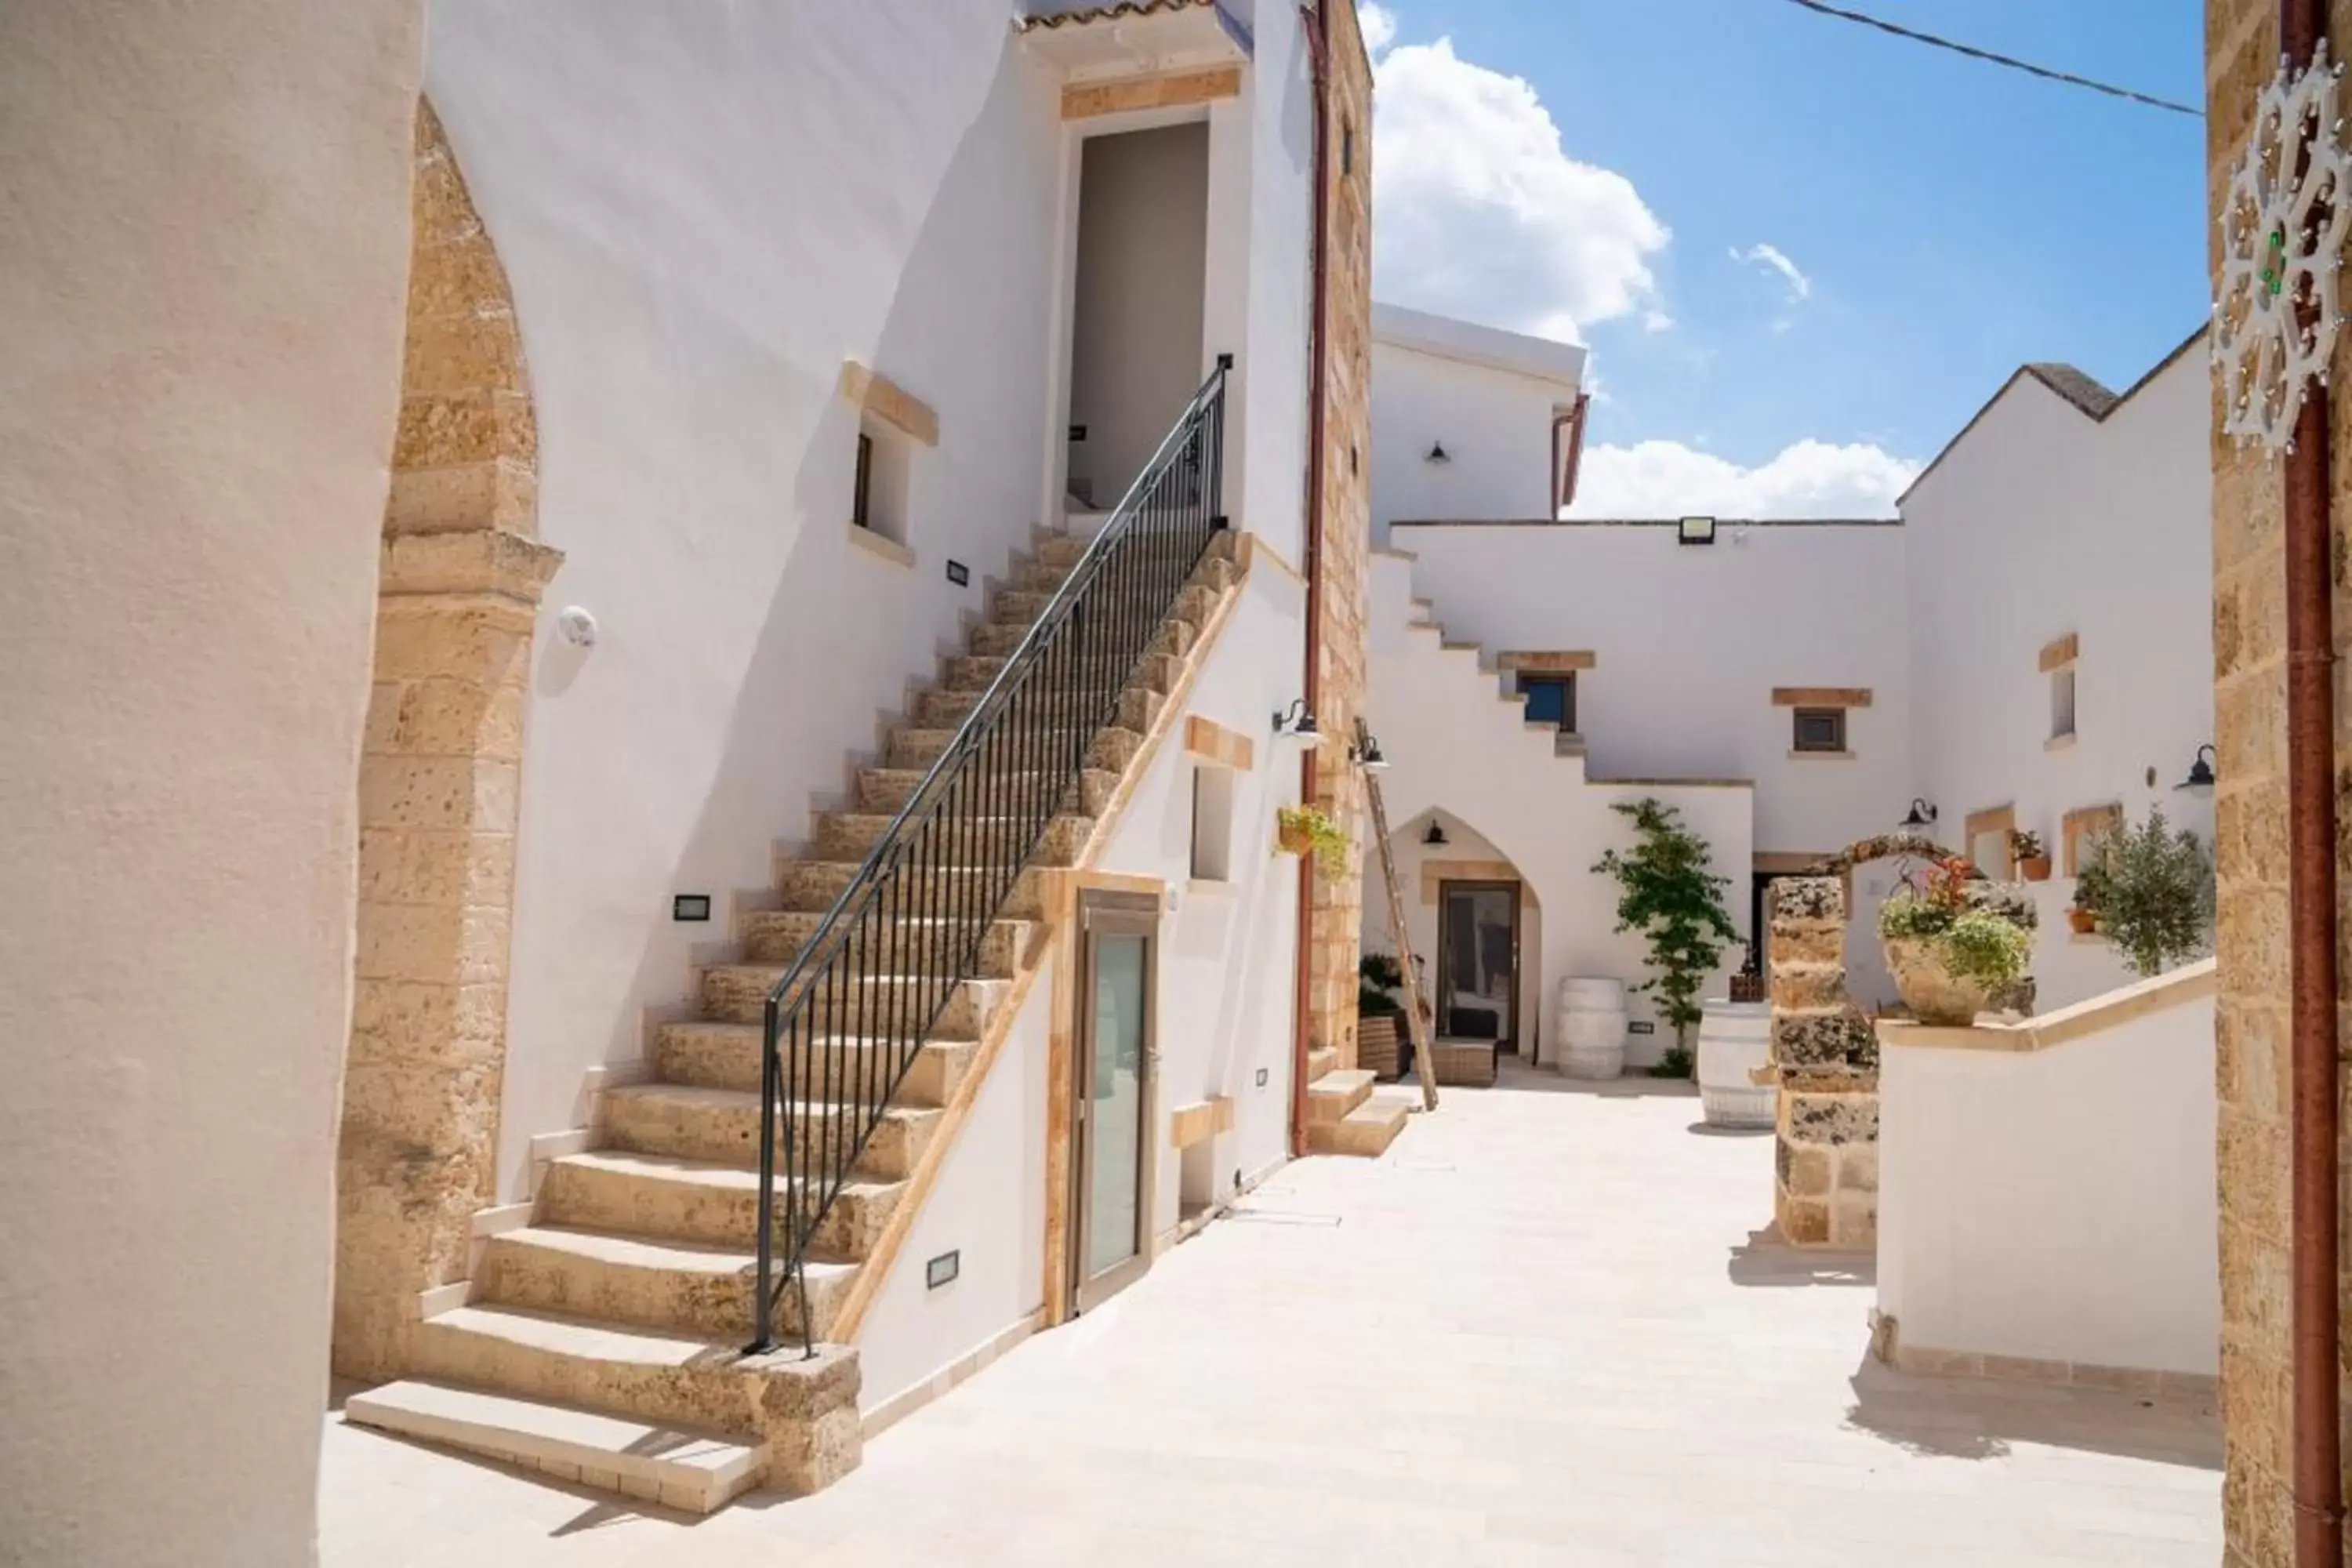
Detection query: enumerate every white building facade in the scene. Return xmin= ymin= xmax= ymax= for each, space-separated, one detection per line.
xmin=1363 ymin=310 xmax=2212 ymax=1058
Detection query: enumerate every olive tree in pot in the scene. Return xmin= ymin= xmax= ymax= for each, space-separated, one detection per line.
xmin=1878 ymin=856 xmax=2034 ymax=1025
xmin=1592 ymin=797 xmax=1739 ymax=1076
xmin=2080 ymin=806 xmax=2214 ymax=978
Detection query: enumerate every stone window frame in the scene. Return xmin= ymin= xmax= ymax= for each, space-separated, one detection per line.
xmin=1773 ymin=687 xmax=1869 ymax=760
xmin=2062 ymin=802 xmax=2122 ymax=878
xmin=2040 ymin=632 xmax=2080 ymax=751
xmin=1963 ymin=804 xmax=2019 ymax=880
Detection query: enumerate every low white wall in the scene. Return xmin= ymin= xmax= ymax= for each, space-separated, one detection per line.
xmin=856 ymin=949 xmax=1052 ymax=1416
xmin=1876 ymin=968 xmax=2220 ymax=1377
xmin=1370 ymin=334 xmax=1578 ymax=540
xmin=0 ymin=2 xmax=421 ymax=1562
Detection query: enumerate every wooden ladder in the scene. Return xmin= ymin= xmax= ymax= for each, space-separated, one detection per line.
xmin=1359 ymin=719 xmax=1439 ymax=1113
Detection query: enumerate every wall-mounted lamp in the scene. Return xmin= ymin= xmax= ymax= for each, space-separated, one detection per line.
xmin=1425 ymin=441 xmax=1450 ymax=465
xmin=1271 ymin=699 xmax=1323 ymax=746
xmin=1900 ymin=797 xmax=1939 ymax=831
xmin=1348 ymin=734 xmax=1392 ymax=771
xmin=1422 ymin=819 xmax=1449 ymax=847
xmin=1677 ymin=516 xmax=1717 ymax=546
xmin=2175 ymin=743 xmax=2217 ymax=791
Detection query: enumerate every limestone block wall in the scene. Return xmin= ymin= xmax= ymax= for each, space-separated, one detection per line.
xmin=1766 ymin=877 xmax=1880 ymax=1249
xmin=1305 ymin=1 xmax=1376 ymax=1069
xmin=334 ymin=102 xmax=561 ymax=1381
xmin=2204 ymin=4 xmax=2345 ymax=1561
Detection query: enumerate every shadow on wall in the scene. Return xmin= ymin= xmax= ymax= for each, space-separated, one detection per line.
xmin=1842 ymin=1354 xmax=2223 ymax=1469
xmin=1725 ymin=1228 xmax=1873 ymax=1290
xmin=492 ymin=18 xmax=1065 ymax=1196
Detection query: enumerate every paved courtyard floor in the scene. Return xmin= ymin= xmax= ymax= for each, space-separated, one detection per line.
xmin=321 ymin=1065 xmax=2222 ymax=1566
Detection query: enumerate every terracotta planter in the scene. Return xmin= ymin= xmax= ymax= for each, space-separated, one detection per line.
xmin=2018 ymin=856 xmax=2052 ymax=882
xmin=1882 ymin=935 xmax=1997 ymax=1027
xmin=1276 ymin=818 xmax=1312 ymax=857
xmin=2067 ymin=907 xmax=2099 ymax=935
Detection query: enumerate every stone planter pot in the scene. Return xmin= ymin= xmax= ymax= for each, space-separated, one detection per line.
xmin=1882 ymin=936 xmax=1995 ymax=1026
xmin=1555 ymin=977 xmax=1627 ymax=1080
xmin=1696 ymin=999 xmax=1773 ymax=1127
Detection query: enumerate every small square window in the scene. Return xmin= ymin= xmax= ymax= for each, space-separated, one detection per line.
xmin=2050 ymin=666 xmax=2076 ymax=740
xmin=1341 ymin=119 xmax=1355 ymax=176
xmin=1190 ymin=765 xmax=1236 ymax=882
xmin=1517 ymin=673 xmax=1575 ymax=733
xmin=1793 ymin=707 xmax=1846 ymax=753
xmin=851 ymin=433 xmax=874 ymax=530
xmin=851 ymin=418 xmax=912 ymax=544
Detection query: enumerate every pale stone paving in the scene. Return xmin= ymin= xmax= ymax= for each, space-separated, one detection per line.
xmin=321 ymin=1065 xmax=2221 ymax=1566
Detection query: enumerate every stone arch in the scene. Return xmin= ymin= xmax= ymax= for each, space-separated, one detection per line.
xmin=1371 ymin=805 xmax=1545 ymax=1062
xmin=333 ymin=98 xmax=562 ymax=1381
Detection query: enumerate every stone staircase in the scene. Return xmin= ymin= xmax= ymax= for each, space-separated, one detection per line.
xmin=348 ymin=524 xmax=1242 ymax=1512
xmin=1301 ymin=1044 xmax=1405 ymax=1156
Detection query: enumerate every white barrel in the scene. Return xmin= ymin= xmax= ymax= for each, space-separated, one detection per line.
xmin=1696 ymin=999 xmax=1774 ymax=1127
xmin=1555 ymin=977 xmax=1627 ymax=1080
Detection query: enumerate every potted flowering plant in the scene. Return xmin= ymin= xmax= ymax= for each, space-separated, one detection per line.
xmin=2070 ymin=851 xmax=2108 ymax=935
xmin=2011 ymin=829 xmax=2052 ymax=882
xmin=1275 ymin=804 xmax=1349 ymax=877
xmin=1877 ymin=857 xmax=2034 ymax=1025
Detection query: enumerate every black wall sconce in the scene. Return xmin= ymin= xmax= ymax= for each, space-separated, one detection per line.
xmin=1425 ymin=441 xmax=1450 ymax=465
xmin=1348 ymin=734 xmax=1391 ymax=771
xmin=1422 ymin=819 xmax=1448 ymax=847
xmin=1271 ymin=699 xmax=1323 ymax=745
xmin=1900 ymin=798 xmax=1939 ymax=831
xmin=2175 ymin=743 xmax=2217 ymax=791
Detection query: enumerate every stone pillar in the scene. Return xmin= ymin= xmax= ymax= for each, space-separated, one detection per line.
xmin=1306 ymin=0 xmax=1376 ymax=1069
xmin=332 ymin=102 xmax=561 ymax=1380
xmin=1766 ymin=877 xmax=1879 ymax=1249
xmin=2205 ymin=4 xmax=2312 ymax=1561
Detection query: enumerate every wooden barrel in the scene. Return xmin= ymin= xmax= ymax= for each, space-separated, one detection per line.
xmin=1555 ymin=978 xmax=1627 ymax=1080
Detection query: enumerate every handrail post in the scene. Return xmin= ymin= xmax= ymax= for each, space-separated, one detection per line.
xmin=747 ymin=996 xmax=780 ymax=1355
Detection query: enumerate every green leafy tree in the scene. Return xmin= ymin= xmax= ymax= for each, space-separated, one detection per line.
xmin=1592 ymin=798 xmax=1740 ymax=1061
xmin=2083 ymin=806 xmax=2215 ymax=978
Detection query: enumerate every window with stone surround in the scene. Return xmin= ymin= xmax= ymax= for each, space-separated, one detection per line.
xmin=1792 ymin=707 xmax=1846 ymax=754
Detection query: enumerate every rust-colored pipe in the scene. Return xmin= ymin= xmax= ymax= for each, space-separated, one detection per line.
xmin=1290 ymin=0 xmax=1332 ymax=1157
xmin=2281 ymin=3 xmax=2343 ymax=1564
xmin=1551 ymin=393 xmax=1591 ymax=513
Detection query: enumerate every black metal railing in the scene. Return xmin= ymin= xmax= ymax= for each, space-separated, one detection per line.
xmin=747 ymin=355 xmax=1231 ymax=1353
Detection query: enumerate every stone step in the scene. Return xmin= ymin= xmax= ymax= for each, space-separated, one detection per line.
xmin=774 ymin=858 xmax=1048 ymax=921
xmin=1032 ymin=532 xmax=1090 ymax=568
xmin=886 ymin=720 xmax=1142 ymax=778
xmin=967 ymin=607 xmax=1201 ymax=662
xmin=475 ymin=1224 xmax=856 ymax=1342
xmin=655 ymin=1022 xmax=976 ymax=1108
xmin=1305 ymin=1097 xmax=1408 ymax=1159
xmin=741 ymin=909 xmax=1034 ymax=978
xmin=699 ymin=966 xmax=1008 ymax=1037
xmin=601 ymin=1082 xmax=941 ymax=1181
xmin=855 ymin=763 xmax=1118 ymax=818
xmin=408 ymin=1304 xmax=859 ymax=1494
xmin=1305 ymin=1046 xmax=1338 ymax=1083
xmin=539 ymin=1148 xmax=905 ymax=1259
xmin=811 ymin=808 xmax=1091 ymax=868
xmin=1306 ymin=1068 xmax=1376 ymax=1124
xmin=343 ymin=1379 xmax=763 ymax=1515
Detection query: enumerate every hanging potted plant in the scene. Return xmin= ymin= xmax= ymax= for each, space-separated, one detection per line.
xmin=1275 ymin=804 xmax=1349 ymax=877
xmin=2011 ymin=828 xmax=2052 ymax=883
xmin=1877 ymin=857 xmax=2034 ymax=1025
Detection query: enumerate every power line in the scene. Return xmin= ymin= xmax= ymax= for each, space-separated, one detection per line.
xmin=1773 ymin=0 xmax=2201 ymax=118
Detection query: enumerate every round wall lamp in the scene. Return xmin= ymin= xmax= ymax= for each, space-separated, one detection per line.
xmin=1422 ymin=819 xmax=1449 ymax=847
xmin=2175 ymin=743 xmax=2218 ymax=791
xmin=1900 ymin=797 xmax=1939 ymax=831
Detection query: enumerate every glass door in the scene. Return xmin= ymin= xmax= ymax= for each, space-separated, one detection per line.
xmin=1073 ymin=891 xmax=1158 ymax=1312
xmin=1436 ymin=880 xmax=1520 ymax=1051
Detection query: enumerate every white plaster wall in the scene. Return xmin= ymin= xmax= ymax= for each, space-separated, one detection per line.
xmin=1367 ymin=558 xmax=1755 ymax=1067
xmin=1236 ymin=0 xmax=1315 ymax=569
xmin=1387 ymin=523 xmax=1908 ymax=862
xmin=1902 ymin=346 xmax=2214 ymax=1011
xmin=1068 ymin=122 xmax=1210 ymax=506
xmin=1094 ymin=568 xmax=1308 ymax=1232
xmin=1876 ymin=990 xmax=2220 ymax=1375
xmin=856 ymin=949 xmax=1053 ymax=1416
xmin=424 ymin=4 xmax=1069 ymax=1197
xmin=1371 ymin=343 xmax=1571 ymax=541
xmin=0 ymin=3 xmax=421 ymax=1561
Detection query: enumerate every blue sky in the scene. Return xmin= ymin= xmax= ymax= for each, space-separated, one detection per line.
xmin=1359 ymin=0 xmax=2208 ymax=515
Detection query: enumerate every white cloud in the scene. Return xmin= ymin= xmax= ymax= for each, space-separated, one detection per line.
xmin=1358 ymin=2 xmax=1397 ymax=56
xmin=1566 ymin=438 xmax=1920 ymax=519
xmin=1732 ymin=242 xmax=1811 ymax=303
xmin=1372 ymin=38 xmax=1669 ymax=343
xmin=1642 ymin=310 xmax=1675 ymax=334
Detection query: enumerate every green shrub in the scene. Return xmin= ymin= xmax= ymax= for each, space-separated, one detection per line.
xmin=1592 ymin=798 xmax=1738 ymax=1052
xmin=1938 ymin=909 xmax=2032 ymax=988
xmin=2082 ymin=807 xmax=2214 ymax=978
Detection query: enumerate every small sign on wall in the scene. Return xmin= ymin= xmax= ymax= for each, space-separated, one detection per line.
xmin=926 ymin=1250 xmax=960 ymax=1290
xmin=673 ymin=895 xmax=712 ymax=923
xmin=945 ymin=559 xmax=970 ymax=587
xmin=1628 ymin=1020 xmax=1656 ymax=1036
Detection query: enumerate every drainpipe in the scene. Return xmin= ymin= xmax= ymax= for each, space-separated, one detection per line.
xmin=1290 ymin=0 xmax=1332 ymax=1157
xmin=2280 ymin=3 xmax=2343 ymax=1564
xmin=1551 ymin=393 xmax=1591 ymax=514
